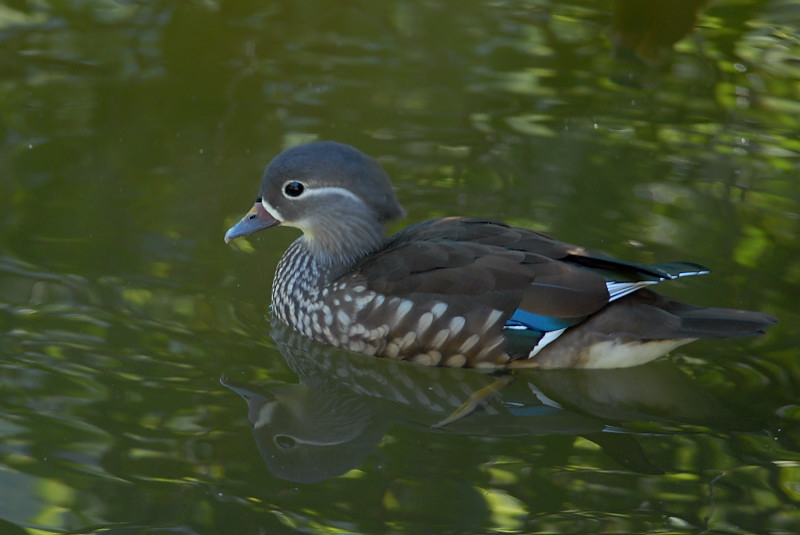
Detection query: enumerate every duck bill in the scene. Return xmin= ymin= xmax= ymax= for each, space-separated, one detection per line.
xmin=224 ymin=202 xmax=281 ymax=243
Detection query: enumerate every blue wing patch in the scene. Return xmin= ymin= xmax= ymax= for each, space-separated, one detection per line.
xmin=507 ymin=309 xmax=583 ymax=333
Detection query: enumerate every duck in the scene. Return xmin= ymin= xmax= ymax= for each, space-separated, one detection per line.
xmin=224 ymin=141 xmax=776 ymax=369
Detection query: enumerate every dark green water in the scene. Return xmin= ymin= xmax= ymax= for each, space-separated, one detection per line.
xmin=2 ymin=1 xmax=799 ymax=533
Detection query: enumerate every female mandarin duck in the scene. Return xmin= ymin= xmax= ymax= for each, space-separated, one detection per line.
xmin=225 ymin=141 xmax=776 ymax=369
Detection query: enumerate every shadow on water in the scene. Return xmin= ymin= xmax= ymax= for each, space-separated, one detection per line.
xmin=223 ymin=319 xmax=768 ymax=484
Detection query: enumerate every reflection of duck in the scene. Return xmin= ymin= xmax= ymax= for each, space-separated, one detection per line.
xmin=223 ymin=322 xmax=741 ymax=483
xmin=610 ymin=0 xmax=712 ymax=63
xmin=224 ymin=142 xmax=775 ymax=369
xmin=221 ymin=376 xmax=384 ymax=484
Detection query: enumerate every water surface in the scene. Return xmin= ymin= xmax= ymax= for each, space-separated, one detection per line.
xmin=2 ymin=1 xmax=799 ymax=533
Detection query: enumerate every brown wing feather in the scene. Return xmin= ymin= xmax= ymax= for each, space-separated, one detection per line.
xmin=348 ymin=217 xmax=611 ymax=320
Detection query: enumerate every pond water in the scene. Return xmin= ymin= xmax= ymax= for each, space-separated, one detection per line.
xmin=2 ymin=0 xmax=799 ymax=533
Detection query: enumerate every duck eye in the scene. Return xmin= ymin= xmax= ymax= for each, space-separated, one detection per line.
xmin=284 ymin=181 xmax=305 ymax=197
xmin=275 ymin=435 xmax=296 ymax=449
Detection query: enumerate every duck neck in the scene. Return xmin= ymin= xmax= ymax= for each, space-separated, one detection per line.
xmin=299 ymin=211 xmax=387 ymax=269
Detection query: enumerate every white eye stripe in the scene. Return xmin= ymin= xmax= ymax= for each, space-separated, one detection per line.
xmin=286 ymin=186 xmax=365 ymax=205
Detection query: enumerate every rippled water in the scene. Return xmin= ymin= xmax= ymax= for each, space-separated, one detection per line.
xmin=2 ymin=1 xmax=799 ymax=533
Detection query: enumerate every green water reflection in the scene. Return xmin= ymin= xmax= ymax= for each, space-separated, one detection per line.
xmin=2 ymin=0 xmax=799 ymax=533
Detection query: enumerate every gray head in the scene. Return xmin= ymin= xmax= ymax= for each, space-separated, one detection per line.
xmin=225 ymin=141 xmax=406 ymax=266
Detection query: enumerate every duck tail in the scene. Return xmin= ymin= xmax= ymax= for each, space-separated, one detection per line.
xmin=669 ymin=305 xmax=777 ymax=339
